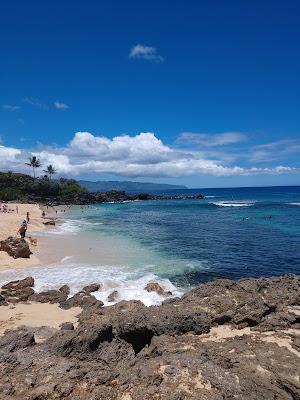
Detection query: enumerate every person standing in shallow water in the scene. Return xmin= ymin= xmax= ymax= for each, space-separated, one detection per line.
xmin=26 ymin=212 xmax=30 ymax=223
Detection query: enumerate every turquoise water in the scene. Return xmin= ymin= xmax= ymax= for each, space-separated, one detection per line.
xmin=78 ymin=186 xmax=300 ymax=285
xmin=0 ymin=186 xmax=299 ymax=305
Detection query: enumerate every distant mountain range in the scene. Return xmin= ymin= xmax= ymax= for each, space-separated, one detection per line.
xmin=78 ymin=180 xmax=187 ymax=193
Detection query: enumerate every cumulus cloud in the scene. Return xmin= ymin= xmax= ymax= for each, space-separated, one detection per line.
xmin=54 ymin=101 xmax=69 ymax=110
xmin=1 ymin=105 xmax=21 ymax=111
xmin=129 ymin=44 xmax=164 ymax=63
xmin=0 ymin=145 xmax=21 ymax=169
xmin=177 ymin=132 xmax=247 ymax=147
xmin=0 ymin=132 xmax=298 ymax=178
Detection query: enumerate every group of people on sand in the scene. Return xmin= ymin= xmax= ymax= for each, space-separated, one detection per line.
xmin=0 ymin=202 xmax=18 ymax=213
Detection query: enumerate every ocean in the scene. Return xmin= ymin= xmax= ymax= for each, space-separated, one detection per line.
xmin=1 ymin=185 xmax=300 ymax=305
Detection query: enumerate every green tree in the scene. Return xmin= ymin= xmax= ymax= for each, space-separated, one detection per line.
xmin=25 ymin=156 xmax=41 ymax=179
xmin=43 ymin=164 xmax=57 ymax=180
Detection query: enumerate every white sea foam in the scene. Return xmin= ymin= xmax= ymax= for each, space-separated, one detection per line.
xmin=44 ymin=219 xmax=103 ymax=236
xmin=212 ymin=201 xmax=255 ymax=207
xmin=289 ymin=202 xmax=300 ymax=207
xmin=61 ymin=256 xmax=74 ymax=263
xmin=49 ymin=220 xmax=81 ymax=235
xmin=0 ymin=264 xmax=182 ymax=307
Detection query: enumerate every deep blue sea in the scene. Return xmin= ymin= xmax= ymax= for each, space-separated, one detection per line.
xmin=1 ymin=186 xmax=299 ymax=305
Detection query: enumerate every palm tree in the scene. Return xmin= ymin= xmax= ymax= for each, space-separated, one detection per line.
xmin=43 ymin=164 xmax=57 ymax=180
xmin=25 ymin=156 xmax=41 ymax=179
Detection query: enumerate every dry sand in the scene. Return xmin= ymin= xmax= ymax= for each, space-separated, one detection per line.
xmin=0 ymin=203 xmax=47 ymax=269
xmin=0 ymin=301 xmax=81 ymax=335
xmin=0 ymin=203 xmax=84 ymax=336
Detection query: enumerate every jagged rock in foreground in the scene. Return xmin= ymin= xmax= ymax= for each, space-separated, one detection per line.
xmin=0 ymin=237 xmax=32 ymax=259
xmin=0 ymin=275 xmax=299 ymax=399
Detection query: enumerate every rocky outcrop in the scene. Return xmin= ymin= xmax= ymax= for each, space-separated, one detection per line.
xmin=0 ymin=277 xmax=35 ymax=303
xmin=0 ymin=275 xmax=299 ymax=399
xmin=37 ymin=191 xmax=206 ymax=206
xmin=82 ymin=283 xmax=101 ymax=293
xmin=60 ymin=291 xmax=104 ymax=309
xmin=145 ymin=282 xmax=172 ymax=297
xmin=60 ymin=322 xmax=75 ymax=331
xmin=29 ymin=289 xmax=68 ymax=304
xmin=2 ymin=276 xmax=34 ymax=290
xmin=0 ymin=237 xmax=32 ymax=258
xmin=107 ymin=290 xmax=119 ymax=302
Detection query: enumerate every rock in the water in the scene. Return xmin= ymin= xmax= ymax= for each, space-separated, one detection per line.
xmin=145 ymin=282 xmax=172 ymax=297
xmin=0 ymin=237 xmax=32 ymax=259
xmin=107 ymin=290 xmax=119 ymax=302
xmin=2 ymin=276 xmax=34 ymax=290
xmin=43 ymin=220 xmax=55 ymax=226
xmin=60 ymin=291 xmax=104 ymax=309
xmin=82 ymin=283 xmax=101 ymax=293
xmin=59 ymin=285 xmax=70 ymax=295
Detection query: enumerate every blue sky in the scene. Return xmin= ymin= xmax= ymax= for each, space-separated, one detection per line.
xmin=0 ymin=0 xmax=299 ymax=187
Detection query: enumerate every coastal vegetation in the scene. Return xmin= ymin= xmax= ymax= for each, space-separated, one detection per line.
xmin=25 ymin=156 xmax=41 ymax=179
xmin=0 ymin=171 xmax=205 ymax=204
xmin=0 ymin=171 xmax=85 ymax=201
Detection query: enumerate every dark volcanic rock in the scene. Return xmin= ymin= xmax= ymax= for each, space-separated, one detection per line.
xmin=1 ymin=277 xmax=35 ymax=303
xmin=145 ymin=282 xmax=172 ymax=297
xmin=0 ymin=237 xmax=32 ymax=259
xmin=39 ymin=190 xmax=206 ymax=206
xmin=0 ymin=275 xmax=299 ymax=400
xmin=60 ymin=291 xmax=104 ymax=309
xmin=2 ymin=276 xmax=34 ymax=290
xmin=59 ymin=284 xmax=70 ymax=295
xmin=82 ymin=283 xmax=101 ymax=293
xmin=2 ymin=287 xmax=34 ymax=302
xmin=29 ymin=289 xmax=68 ymax=304
xmin=0 ymin=329 xmax=35 ymax=352
xmin=107 ymin=290 xmax=119 ymax=302
xmin=60 ymin=322 xmax=74 ymax=331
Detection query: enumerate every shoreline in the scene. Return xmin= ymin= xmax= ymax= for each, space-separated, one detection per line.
xmin=0 ymin=203 xmax=181 ymax=307
xmin=0 ymin=203 xmax=47 ymax=270
xmin=0 ymin=203 xmax=72 ymax=271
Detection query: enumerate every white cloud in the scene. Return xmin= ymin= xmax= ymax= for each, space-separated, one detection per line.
xmin=250 ymin=139 xmax=300 ymax=162
xmin=0 ymin=145 xmax=21 ymax=169
xmin=23 ymin=97 xmax=48 ymax=109
xmin=0 ymin=132 xmax=298 ymax=178
xmin=54 ymin=101 xmax=69 ymax=110
xmin=177 ymin=132 xmax=247 ymax=146
xmin=129 ymin=44 xmax=164 ymax=63
xmin=1 ymin=105 xmax=21 ymax=111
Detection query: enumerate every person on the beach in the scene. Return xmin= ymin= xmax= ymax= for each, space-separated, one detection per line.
xmin=26 ymin=212 xmax=30 ymax=223
xmin=42 ymin=210 xmax=45 ymax=217
xmin=18 ymin=221 xmax=27 ymax=239
xmin=16 ymin=205 xmax=18 ymax=214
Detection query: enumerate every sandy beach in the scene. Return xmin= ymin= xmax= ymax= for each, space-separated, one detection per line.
xmin=0 ymin=301 xmax=81 ymax=336
xmin=0 ymin=203 xmax=46 ymax=270
xmin=0 ymin=203 xmax=83 ymax=337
